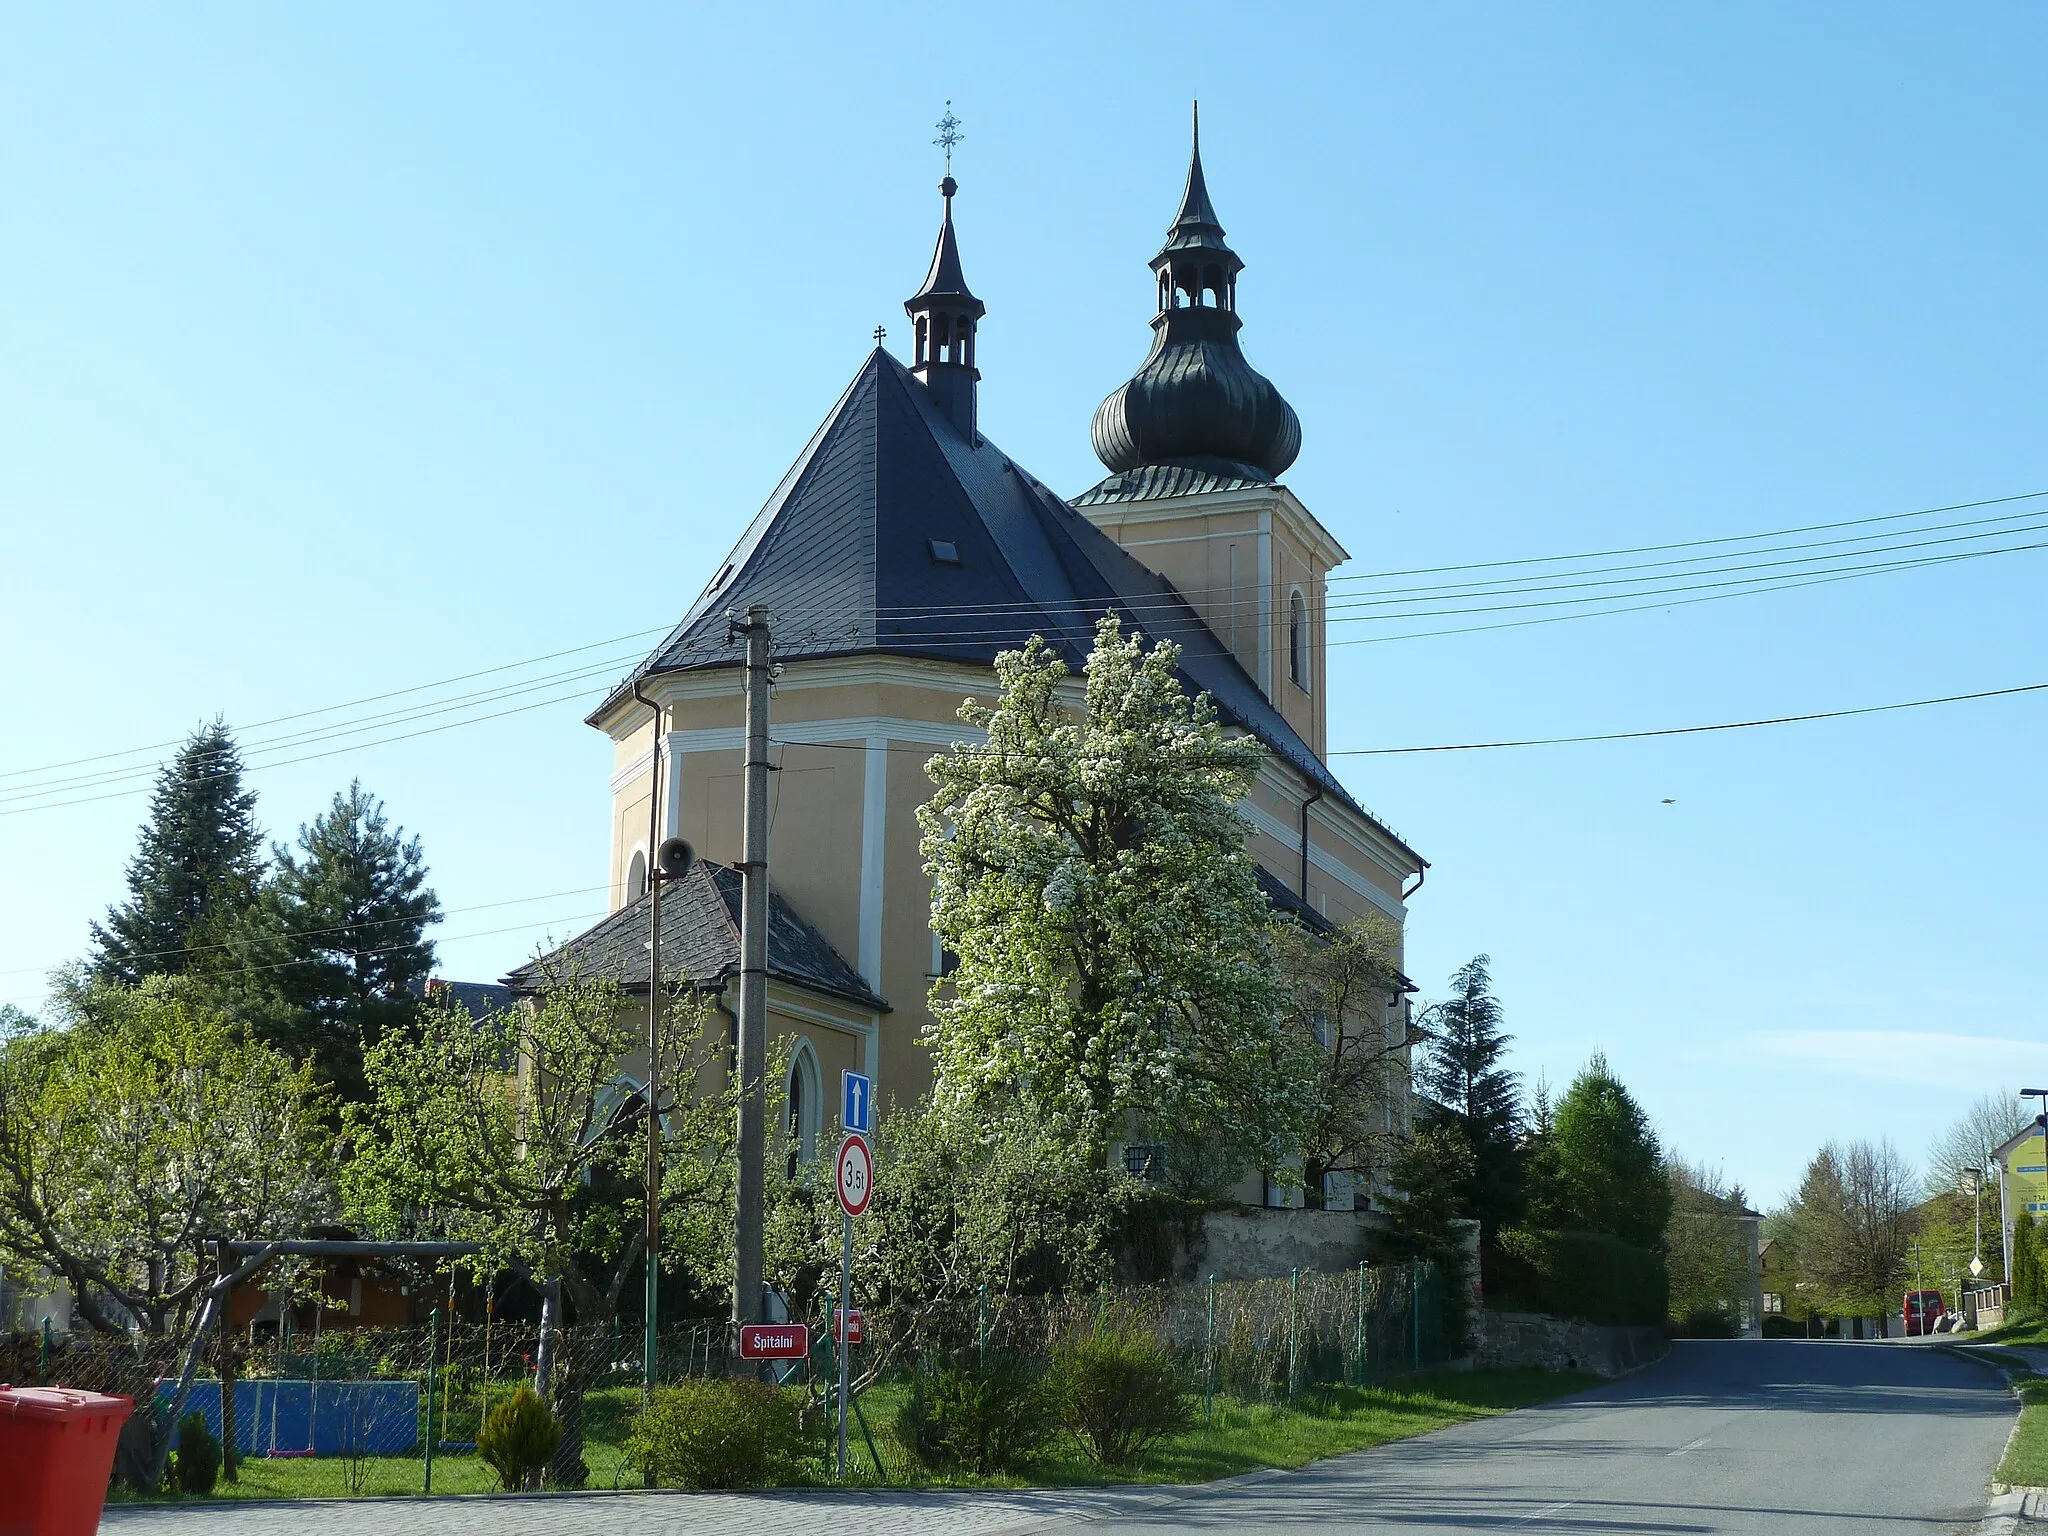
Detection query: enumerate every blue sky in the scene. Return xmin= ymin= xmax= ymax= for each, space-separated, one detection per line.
xmin=1 ymin=3 xmax=2042 ymax=1205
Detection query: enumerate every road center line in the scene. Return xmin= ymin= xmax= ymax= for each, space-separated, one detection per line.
xmin=1512 ymin=1500 xmax=1579 ymax=1525
xmin=1668 ymin=1435 xmax=1711 ymax=1456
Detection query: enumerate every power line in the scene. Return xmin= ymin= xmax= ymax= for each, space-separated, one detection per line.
xmin=1329 ymin=680 xmax=2048 ymax=756
xmin=0 ymin=883 xmax=613 ymax=980
xmin=6 ymin=489 xmax=2047 ymax=814
xmin=0 ymin=906 xmax=612 ymax=1011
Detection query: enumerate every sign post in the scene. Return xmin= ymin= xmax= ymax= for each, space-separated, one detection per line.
xmin=833 ymin=1107 xmax=873 ymax=1481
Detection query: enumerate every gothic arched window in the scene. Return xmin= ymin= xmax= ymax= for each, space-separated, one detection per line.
xmin=626 ymin=848 xmax=648 ymax=902
xmin=1289 ymin=588 xmax=1310 ymax=692
xmin=786 ymin=1040 xmax=821 ymax=1176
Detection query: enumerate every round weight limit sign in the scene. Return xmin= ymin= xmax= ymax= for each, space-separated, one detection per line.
xmin=835 ymin=1132 xmax=873 ymax=1217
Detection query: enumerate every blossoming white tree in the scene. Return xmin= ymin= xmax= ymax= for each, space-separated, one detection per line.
xmin=919 ymin=615 xmax=1312 ymax=1181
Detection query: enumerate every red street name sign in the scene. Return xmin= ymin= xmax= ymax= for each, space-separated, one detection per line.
xmin=737 ymin=1323 xmax=810 ymax=1360
xmin=834 ymin=1307 xmax=863 ymax=1345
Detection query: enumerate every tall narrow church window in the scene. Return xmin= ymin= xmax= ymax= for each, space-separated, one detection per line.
xmin=1289 ymin=588 xmax=1309 ymax=692
xmin=627 ymin=849 xmax=648 ymax=901
xmin=786 ymin=1041 xmax=821 ymax=1175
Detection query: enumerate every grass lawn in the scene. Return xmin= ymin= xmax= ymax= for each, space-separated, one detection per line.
xmin=1998 ymin=1375 xmax=2048 ymax=1488
xmin=111 ymin=1368 xmax=1594 ymax=1503
xmin=871 ymin=1368 xmax=1598 ymax=1489
xmin=1978 ymin=1316 xmax=2048 ymax=1349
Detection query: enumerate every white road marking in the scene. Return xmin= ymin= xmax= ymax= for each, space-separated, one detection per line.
xmin=1668 ymin=1434 xmax=1711 ymax=1456
xmin=1512 ymin=1501 xmax=1579 ymax=1525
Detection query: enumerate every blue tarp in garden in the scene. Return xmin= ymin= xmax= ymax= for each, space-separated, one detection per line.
xmin=155 ymin=1379 xmax=420 ymax=1456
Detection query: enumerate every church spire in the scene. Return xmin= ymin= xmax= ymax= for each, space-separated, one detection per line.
xmin=904 ymin=168 xmax=985 ymax=442
xmin=1090 ymin=109 xmax=1300 ymax=482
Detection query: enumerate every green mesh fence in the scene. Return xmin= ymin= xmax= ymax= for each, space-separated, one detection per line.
xmin=19 ymin=1257 xmax=1451 ymax=1500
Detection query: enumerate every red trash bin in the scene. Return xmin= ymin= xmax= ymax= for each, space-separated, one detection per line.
xmin=0 ymin=1385 xmax=134 ymax=1536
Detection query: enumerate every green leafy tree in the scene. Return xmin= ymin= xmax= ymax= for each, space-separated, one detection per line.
xmin=803 ymin=1098 xmax=1141 ymax=1375
xmin=1530 ymin=1054 xmax=1670 ymax=1250
xmin=341 ymin=973 xmax=737 ymax=1484
xmin=919 ymin=615 xmax=1307 ymax=1177
xmin=0 ymin=978 xmax=331 ymax=1343
xmin=1666 ymin=1159 xmax=1754 ymax=1332
xmin=241 ymin=781 xmax=441 ymax=1099
xmin=1414 ymin=955 xmax=1522 ymax=1239
xmin=1276 ymin=913 xmax=1409 ymax=1207
xmin=89 ymin=721 xmax=264 ymax=984
xmin=1781 ymin=1140 xmax=1916 ymax=1317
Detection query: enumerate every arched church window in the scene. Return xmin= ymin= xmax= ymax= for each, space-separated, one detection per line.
xmin=627 ymin=848 xmax=648 ymax=902
xmin=915 ymin=315 xmax=928 ymax=363
xmin=1289 ymin=588 xmax=1309 ymax=692
xmin=786 ymin=1040 xmax=821 ymax=1176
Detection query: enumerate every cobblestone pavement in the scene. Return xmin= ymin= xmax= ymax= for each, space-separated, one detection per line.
xmin=101 ymin=1483 xmax=1200 ymax=1536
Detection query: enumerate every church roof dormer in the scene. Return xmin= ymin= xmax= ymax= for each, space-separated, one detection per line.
xmin=1086 ymin=108 xmax=1301 ymax=496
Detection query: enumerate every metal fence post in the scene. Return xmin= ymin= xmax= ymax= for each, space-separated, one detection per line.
xmin=39 ymin=1317 xmax=51 ymax=1384
xmin=1411 ymin=1260 xmax=1421 ymax=1369
xmin=1205 ymin=1273 xmax=1217 ymax=1419
xmin=424 ymin=1307 xmax=439 ymax=1494
xmin=1288 ymin=1266 xmax=1300 ymax=1396
xmin=1355 ymin=1260 xmax=1367 ymax=1387
xmin=977 ymin=1283 xmax=989 ymax=1364
xmin=1097 ymin=1280 xmax=1108 ymax=1333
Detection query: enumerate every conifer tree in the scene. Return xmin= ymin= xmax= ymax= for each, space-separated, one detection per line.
xmin=2015 ymin=1211 xmax=2043 ymax=1313
xmin=89 ymin=721 xmax=263 ymax=984
xmin=1537 ymin=1054 xmax=1671 ymax=1251
xmin=1414 ymin=955 xmax=1523 ymax=1239
xmin=253 ymin=781 xmax=441 ymax=1100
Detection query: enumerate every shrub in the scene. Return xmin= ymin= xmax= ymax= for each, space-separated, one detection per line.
xmin=625 ymin=1377 xmax=801 ymax=1489
xmin=895 ymin=1352 xmax=1056 ymax=1474
xmin=477 ymin=1383 xmax=562 ymax=1492
xmin=172 ymin=1411 xmax=220 ymax=1495
xmin=1674 ymin=1304 xmax=1739 ymax=1339
xmin=1048 ymin=1331 xmax=1194 ymax=1467
xmin=1487 ymin=1229 xmax=1668 ymax=1327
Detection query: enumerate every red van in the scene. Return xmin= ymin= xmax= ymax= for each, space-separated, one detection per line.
xmin=1903 ymin=1289 xmax=1947 ymax=1335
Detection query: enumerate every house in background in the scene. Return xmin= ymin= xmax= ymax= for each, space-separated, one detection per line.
xmin=514 ymin=125 xmax=1427 ymax=1210
xmin=1992 ymin=1116 xmax=2048 ymax=1283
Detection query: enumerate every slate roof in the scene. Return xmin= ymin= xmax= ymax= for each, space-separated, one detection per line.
xmin=1072 ymin=458 xmax=1275 ymax=508
xmin=409 ymin=978 xmax=518 ymax=1019
xmin=503 ymin=860 xmax=885 ymax=1011
xmin=595 ymin=348 xmax=1418 ymax=864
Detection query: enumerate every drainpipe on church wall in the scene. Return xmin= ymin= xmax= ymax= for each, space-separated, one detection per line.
xmin=1299 ymin=787 xmax=1322 ymax=903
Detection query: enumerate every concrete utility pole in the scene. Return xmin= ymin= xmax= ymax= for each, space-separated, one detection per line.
xmin=633 ymin=683 xmax=665 ymax=1397
xmin=731 ymin=605 xmax=773 ymax=1327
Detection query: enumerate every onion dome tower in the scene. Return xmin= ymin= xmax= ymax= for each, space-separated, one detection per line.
xmin=903 ymin=175 xmax=985 ymax=441
xmin=1086 ymin=108 xmax=1301 ymax=494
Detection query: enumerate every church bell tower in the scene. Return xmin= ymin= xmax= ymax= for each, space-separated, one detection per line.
xmin=904 ymin=176 xmax=984 ymax=442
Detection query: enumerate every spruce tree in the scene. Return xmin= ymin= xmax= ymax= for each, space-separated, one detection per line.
xmin=1415 ymin=955 xmax=1524 ymax=1239
xmin=255 ymin=781 xmax=441 ymax=1100
xmin=89 ymin=721 xmax=263 ymax=983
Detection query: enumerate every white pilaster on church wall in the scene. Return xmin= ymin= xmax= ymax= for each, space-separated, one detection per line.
xmin=859 ymin=736 xmax=888 ymax=991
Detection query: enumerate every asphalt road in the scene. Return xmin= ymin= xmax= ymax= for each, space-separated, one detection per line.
xmin=1073 ymin=1339 xmax=2016 ymax=1535
xmin=101 ymin=1340 xmax=2017 ymax=1536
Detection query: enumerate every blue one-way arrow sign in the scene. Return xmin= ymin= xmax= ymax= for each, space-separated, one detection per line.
xmin=842 ymin=1070 xmax=872 ymax=1135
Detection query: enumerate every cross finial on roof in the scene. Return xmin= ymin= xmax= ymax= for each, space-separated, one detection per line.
xmin=934 ymin=102 xmax=964 ymax=175
xmin=873 ymin=325 xmax=886 ymax=345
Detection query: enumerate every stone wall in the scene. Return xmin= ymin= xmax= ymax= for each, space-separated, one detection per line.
xmin=1472 ymin=1308 xmax=1667 ymax=1378
xmin=1192 ymin=1207 xmax=1394 ymax=1283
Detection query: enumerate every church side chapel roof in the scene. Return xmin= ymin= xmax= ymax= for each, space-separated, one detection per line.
xmin=504 ymin=860 xmax=884 ymax=1010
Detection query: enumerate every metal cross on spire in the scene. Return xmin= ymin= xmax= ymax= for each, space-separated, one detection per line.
xmin=933 ymin=102 xmax=964 ymax=174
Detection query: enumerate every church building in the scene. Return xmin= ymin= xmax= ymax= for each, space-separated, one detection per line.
xmin=510 ymin=125 xmax=1427 ymax=1206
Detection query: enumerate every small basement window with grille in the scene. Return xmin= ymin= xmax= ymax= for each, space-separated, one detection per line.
xmin=928 ymin=539 xmax=961 ymax=565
